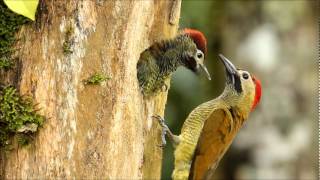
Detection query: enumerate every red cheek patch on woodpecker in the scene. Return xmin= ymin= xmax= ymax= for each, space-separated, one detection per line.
xmin=183 ymin=28 xmax=207 ymax=56
xmin=251 ymin=76 xmax=262 ymax=111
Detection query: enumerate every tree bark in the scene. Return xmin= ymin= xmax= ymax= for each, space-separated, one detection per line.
xmin=0 ymin=0 xmax=181 ymax=179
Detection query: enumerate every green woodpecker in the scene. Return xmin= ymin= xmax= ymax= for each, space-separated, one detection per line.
xmin=137 ymin=28 xmax=211 ymax=97
xmin=154 ymin=54 xmax=262 ymax=180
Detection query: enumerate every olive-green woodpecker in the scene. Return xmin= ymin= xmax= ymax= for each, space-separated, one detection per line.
xmin=137 ymin=29 xmax=211 ymax=97
xmin=154 ymin=54 xmax=262 ymax=180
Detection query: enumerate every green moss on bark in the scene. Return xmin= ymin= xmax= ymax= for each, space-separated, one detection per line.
xmin=0 ymin=86 xmax=44 ymax=148
xmin=63 ymin=26 xmax=74 ymax=55
xmin=0 ymin=1 xmax=30 ymax=70
xmin=84 ymin=73 xmax=110 ymax=85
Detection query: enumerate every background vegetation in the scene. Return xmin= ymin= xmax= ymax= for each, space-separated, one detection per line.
xmin=162 ymin=1 xmax=317 ymax=179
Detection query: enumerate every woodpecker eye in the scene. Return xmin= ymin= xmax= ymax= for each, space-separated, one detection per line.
xmin=197 ymin=52 xmax=203 ymax=59
xmin=242 ymin=73 xmax=249 ymax=80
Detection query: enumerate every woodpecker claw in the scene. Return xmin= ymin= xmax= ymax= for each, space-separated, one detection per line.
xmin=160 ymin=127 xmax=167 ymax=148
xmin=152 ymin=115 xmax=181 ymax=148
xmin=152 ymin=115 xmax=169 ymax=147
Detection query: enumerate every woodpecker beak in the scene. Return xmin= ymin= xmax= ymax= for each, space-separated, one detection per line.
xmin=192 ymin=49 xmax=211 ymax=80
xmin=199 ymin=63 xmax=211 ymax=80
xmin=218 ymin=54 xmax=241 ymax=92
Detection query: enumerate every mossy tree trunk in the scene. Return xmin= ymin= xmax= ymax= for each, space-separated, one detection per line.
xmin=0 ymin=0 xmax=181 ymax=179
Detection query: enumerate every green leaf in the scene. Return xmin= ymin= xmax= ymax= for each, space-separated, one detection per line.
xmin=3 ymin=0 xmax=39 ymax=21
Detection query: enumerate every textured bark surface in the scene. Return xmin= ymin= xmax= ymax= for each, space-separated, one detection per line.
xmin=0 ymin=0 xmax=181 ymax=179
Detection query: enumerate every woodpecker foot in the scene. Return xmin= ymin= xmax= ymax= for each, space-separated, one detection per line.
xmin=152 ymin=115 xmax=169 ymax=147
xmin=152 ymin=115 xmax=180 ymax=148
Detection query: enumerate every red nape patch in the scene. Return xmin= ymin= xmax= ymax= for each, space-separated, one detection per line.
xmin=183 ymin=28 xmax=207 ymax=56
xmin=251 ymin=76 xmax=262 ymax=111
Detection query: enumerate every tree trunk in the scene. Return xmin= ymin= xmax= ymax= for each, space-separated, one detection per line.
xmin=0 ymin=0 xmax=181 ymax=179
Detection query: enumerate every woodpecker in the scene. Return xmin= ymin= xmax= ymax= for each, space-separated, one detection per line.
xmin=137 ymin=28 xmax=211 ymax=97
xmin=154 ymin=54 xmax=262 ymax=180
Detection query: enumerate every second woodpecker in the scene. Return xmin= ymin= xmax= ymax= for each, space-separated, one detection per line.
xmin=154 ymin=54 xmax=262 ymax=180
xmin=137 ymin=29 xmax=211 ymax=97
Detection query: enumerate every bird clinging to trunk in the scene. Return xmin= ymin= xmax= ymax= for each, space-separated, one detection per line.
xmin=137 ymin=28 xmax=211 ymax=97
xmin=154 ymin=54 xmax=262 ymax=180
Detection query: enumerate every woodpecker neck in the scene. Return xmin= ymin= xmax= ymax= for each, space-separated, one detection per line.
xmin=219 ymin=84 xmax=253 ymax=119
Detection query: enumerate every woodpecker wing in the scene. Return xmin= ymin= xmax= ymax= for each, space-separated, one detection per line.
xmin=189 ymin=107 xmax=245 ymax=180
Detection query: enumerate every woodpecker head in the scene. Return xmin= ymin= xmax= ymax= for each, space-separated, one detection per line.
xmin=182 ymin=28 xmax=211 ymax=80
xmin=218 ymin=54 xmax=262 ymax=114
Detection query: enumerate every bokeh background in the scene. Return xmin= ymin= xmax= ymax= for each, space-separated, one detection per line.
xmin=162 ymin=1 xmax=318 ymax=179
